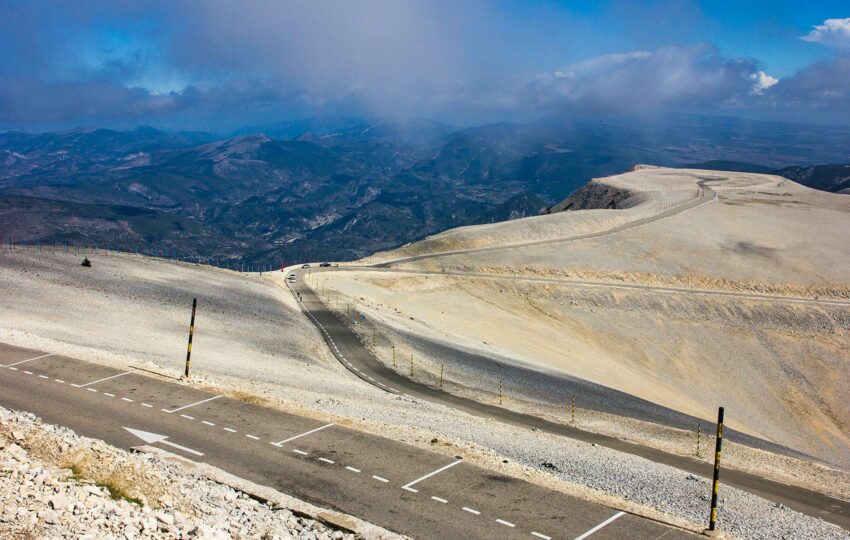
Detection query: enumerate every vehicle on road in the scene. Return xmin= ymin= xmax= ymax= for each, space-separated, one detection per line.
xmin=301 ymin=264 xmax=310 ymax=268
xmin=287 ymin=273 xmax=297 ymax=282
xmin=319 ymin=262 xmax=331 ymax=267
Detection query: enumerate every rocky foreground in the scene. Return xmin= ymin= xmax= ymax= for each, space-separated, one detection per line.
xmin=0 ymin=406 xmax=361 ymax=539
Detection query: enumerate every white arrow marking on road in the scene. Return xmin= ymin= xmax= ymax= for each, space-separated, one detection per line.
xmin=123 ymin=427 xmax=204 ymax=456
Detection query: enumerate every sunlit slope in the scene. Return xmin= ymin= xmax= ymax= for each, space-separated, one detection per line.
xmin=343 ymin=167 xmax=850 ymax=467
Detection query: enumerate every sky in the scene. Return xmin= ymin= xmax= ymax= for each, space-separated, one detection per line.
xmin=1 ymin=0 xmax=850 ymax=132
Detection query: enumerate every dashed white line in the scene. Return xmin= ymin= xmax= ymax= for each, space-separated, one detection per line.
xmin=318 ymin=457 xmax=335 ymax=464
xmin=161 ymin=395 xmax=222 ymax=414
xmin=574 ymin=511 xmax=626 ymax=540
xmin=180 ymin=414 xmax=194 ymax=420
xmin=531 ymin=532 xmax=552 ymax=540
xmin=38 ymin=375 xmax=48 ymax=379
xmin=462 ymin=507 xmax=480 ymax=515
xmin=8 ymin=367 xmax=18 ymax=371
xmin=122 ymin=397 xmax=134 ymax=402
xmin=54 ymin=379 xmax=65 ymax=383
xmin=372 ymin=475 xmax=389 ymax=483
xmin=202 ymin=421 xmax=215 ymax=426
xmin=142 ymin=403 xmax=153 ymax=408
xmin=24 ymin=371 xmax=33 ymax=375
xmin=431 ymin=496 xmax=448 ymax=504
xmin=292 ymin=449 xmax=309 ymax=456
xmin=345 ymin=466 xmax=361 ymax=473
xmin=223 ymin=427 xmax=237 ymax=433
xmin=272 ymin=423 xmax=335 ymax=446
xmin=246 ymin=434 xmax=260 ymax=440
xmin=87 ymin=388 xmax=98 ymax=393
xmin=104 ymin=393 xmax=115 ymax=397
xmin=496 ymin=519 xmax=515 ymax=528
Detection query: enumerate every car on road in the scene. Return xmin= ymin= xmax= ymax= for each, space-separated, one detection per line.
xmin=287 ymin=273 xmax=296 ymax=282
xmin=301 ymin=264 xmax=310 ymax=268
xmin=319 ymin=262 xmax=331 ymax=267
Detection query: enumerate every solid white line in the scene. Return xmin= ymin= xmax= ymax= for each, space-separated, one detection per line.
xmin=531 ymin=532 xmax=552 ymax=540
xmin=496 ymin=519 xmax=515 ymax=528
xmin=246 ymin=434 xmax=260 ymax=440
xmin=318 ymin=457 xmax=335 ymax=464
xmin=72 ymin=371 xmax=131 ymax=388
xmin=462 ymin=507 xmax=480 ymax=515
xmin=292 ymin=449 xmax=309 ymax=456
xmin=401 ymin=459 xmax=463 ymax=492
xmin=103 ymin=393 xmax=115 ymax=397
xmin=223 ymin=427 xmax=237 ymax=433
xmin=345 ymin=466 xmax=361 ymax=473
xmin=272 ymin=423 xmax=335 ymax=446
xmin=180 ymin=414 xmax=194 ymax=419
xmin=2 ymin=353 xmax=55 ymax=368
xmin=431 ymin=496 xmax=448 ymax=504
xmin=161 ymin=439 xmax=204 ymax=457
xmin=372 ymin=475 xmax=389 ymax=483
xmin=202 ymin=421 xmax=215 ymax=426
xmin=162 ymin=395 xmax=222 ymax=413
xmin=574 ymin=511 xmax=626 ymax=540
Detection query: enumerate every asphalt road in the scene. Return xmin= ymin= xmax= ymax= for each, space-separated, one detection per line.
xmin=289 ymin=270 xmax=850 ymax=531
xmin=0 ymin=342 xmax=693 ymax=540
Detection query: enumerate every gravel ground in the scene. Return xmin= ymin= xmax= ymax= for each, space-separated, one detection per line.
xmin=0 ymin=405 xmax=363 ymax=540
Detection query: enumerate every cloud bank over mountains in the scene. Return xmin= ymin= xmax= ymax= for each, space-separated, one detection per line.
xmin=1 ymin=1 xmax=849 ymax=130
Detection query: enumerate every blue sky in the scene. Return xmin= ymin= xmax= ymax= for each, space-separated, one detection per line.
xmin=1 ymin=0 xmax=849 ymax=131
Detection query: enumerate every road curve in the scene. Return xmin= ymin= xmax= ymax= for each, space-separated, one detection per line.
xmin=289 ymin=272 xmax=850 ymax=531
xmin=374 ymin=181 xmax=715 ymax=267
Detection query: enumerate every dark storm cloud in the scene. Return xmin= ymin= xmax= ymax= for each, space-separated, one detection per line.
xmin=1 ymin=2 xmax=849 ymax=129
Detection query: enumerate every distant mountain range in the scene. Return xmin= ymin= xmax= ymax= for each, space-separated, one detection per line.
xmin=1 ymin=115 xmax=849 ymax=263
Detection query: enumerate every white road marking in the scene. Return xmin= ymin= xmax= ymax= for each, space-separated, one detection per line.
xmin=180 ymin=414 xmax=194 ymax=420
xmin=123 ymin=427 xmax=204 ymax=457
xmin=8 ymin=367 xmax=18 ymax=371
xmin=202 ymin=421 xmax=215 ymax=426
xmin=272 ymin=423 xmax=335 ymax=446
xmin=72 ymin=371 xmax=130 ymax=388
xmin=318 ymin=457 xmax=335 ymax=464
xmin=223 ymin=427 xmax=237 ymax=433
xmin=54 ymin=379 xmax=65 ymax=383
xmin=345 ymin=466 xmax=361 ymax=473
xmin=122 ymin=397 xmax=134 ymax=402
xmin=292 ymin=449 xmax=309 ymax=456
xmin=431 ymin=496 xmax=448 ymax=504
xmin=2 ymin=353 xmax=55 ymax=368
xmin=103 ymin=393 xmax=115 ymax=397
xmin=161 ymin=395 xmax=222 ymax=414
xmin=496 ymin=519 xmax=515 ymax=528
xmin=38 ymin=375 xmax=48 ymax=379
xmin=462 ymin=507 xmax=480 ymax=515
xmin=246 ymin=434 xmax=260 ymax=440
xmin=87 ymin=388 xmax=98 ymax=393
xmin=401 ymin=459 xmax=463 ymax=493
xmin=24 ymin=371 xmax=33 ymax=375
xmin=389 ymin=388 xmax=399 ymax=393
xmin=574 ymin=511 xmax=626 ymax=540
xmin=372 ymin=475 xmax=389 ymax=483
xmin=142 ymin=403 xmax=153 ymax=408
xmin=531 ymin=532 xmax=552 ymax=540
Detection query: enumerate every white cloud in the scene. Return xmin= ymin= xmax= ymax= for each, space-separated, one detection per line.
xmin=750 ymin=70 xmax=778 ymax=94
xmin=802 ymin=18 xmax=850 ymax=49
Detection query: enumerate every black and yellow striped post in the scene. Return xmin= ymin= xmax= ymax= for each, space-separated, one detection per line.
xmin=708 ymin=406 xmax=724 ymax=531
xmin=184 ymin=298 xmax=197 ymax=378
